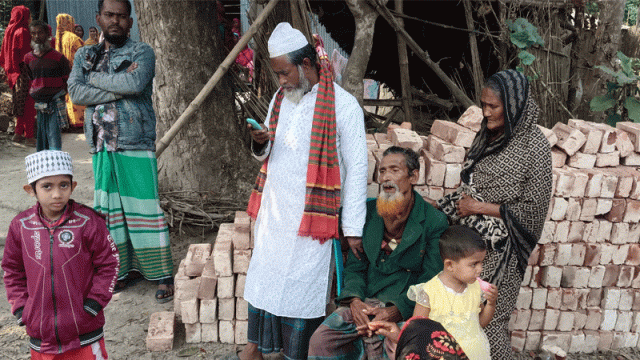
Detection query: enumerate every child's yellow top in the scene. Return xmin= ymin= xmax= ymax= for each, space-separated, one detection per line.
xmin=408 ymin=274 xmax=491 ymax=360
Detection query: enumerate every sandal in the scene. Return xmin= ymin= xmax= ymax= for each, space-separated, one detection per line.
xmin=155 ymin=285 xmax=174 ymax=304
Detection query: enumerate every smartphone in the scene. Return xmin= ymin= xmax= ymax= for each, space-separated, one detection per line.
xmin=246 ymin=118 xmax=262 ymax=130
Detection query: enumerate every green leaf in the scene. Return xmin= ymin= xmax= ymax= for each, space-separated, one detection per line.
xmin=624 ymin=97 xmax=640 ymax=122
xmin=606 ymin=113 xmax=623 ymax=126
xmin=595 ymin=65 xmax=619 ymax=78
xmin=510 ymin=32 xmax=531 ymax=49
xmin=618 ymin=51 xmax=635 ymax=76
xmin=590 ymin=95 xmax=616 ymax=111
xmin=518 ymin=50 xmax=536 ymax=66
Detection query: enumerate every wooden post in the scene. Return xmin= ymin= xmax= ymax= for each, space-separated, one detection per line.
xmin=155 ymin=0 xmax=281 ymax=158
xmin=463 ymin=0 xmax=482 ymax=102
xmin=366 ymin=0 xmax=475 ymax=109
xmin=395 ymin=0 xmax=413 ymax=125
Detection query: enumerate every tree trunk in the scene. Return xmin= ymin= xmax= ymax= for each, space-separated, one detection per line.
xmin=134 ymin=0 xmax=258 ymax=197
xmin=343 ymin=0 xmax=388 ymax=104
xmin=594 ymin=0 xmax=625 ymax=68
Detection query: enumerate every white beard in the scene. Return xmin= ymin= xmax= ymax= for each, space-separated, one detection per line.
xmin=283 ymin=65 xmax=311 ymax=104
xmin=31 ymin=39 xmax=51 ymax=56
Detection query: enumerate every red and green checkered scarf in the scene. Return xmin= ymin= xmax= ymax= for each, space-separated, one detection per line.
xmin=247 ymin=66 xmax=340 ymax=244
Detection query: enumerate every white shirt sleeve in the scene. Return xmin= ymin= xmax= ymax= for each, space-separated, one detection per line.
xmin=335 ymin=85 xmax=368 ymax=237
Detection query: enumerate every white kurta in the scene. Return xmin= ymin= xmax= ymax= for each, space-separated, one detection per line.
xmin=244 ymin=82 xmax=368 ymax=319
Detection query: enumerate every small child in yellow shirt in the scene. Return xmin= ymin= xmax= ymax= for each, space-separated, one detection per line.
xmin=405 ymin=225 xmax=497 ymax=359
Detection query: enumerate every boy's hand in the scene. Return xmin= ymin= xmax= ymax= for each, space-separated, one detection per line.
xmin=483 ymin=284 xmax=498 ymax=306
xmin=368 ymin=321 xmax=400 ymax=344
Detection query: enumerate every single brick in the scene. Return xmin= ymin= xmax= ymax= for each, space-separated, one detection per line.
xmin=217 ymin=276 xmax=236 ymax=299
xmin=200 ymin=299 xmax=217 ymax=324
xmin=235 ymin=320 xmax=249 ymax=345
xmin=218 ymin=297 xmax=236 ymax=321
xmin=584 ymin=244 xmax=602 ymax=267
xmin=600 ymin=310 xmax=618 ymax=331
xmin=619 ymin=265 xmax=637 ymax=288
xmin=605 ymin=199 xmax=627 ymax=223
xmin=616 ymin=121 xmax=640 ymax=152
xmin=547 ymin=288 xmax=563 ymax=309
xmin=198 ymin=276 xmax=217 ymax=300
xmin=541 ymin=266 xmax=562 ymax=288
xmin=427 ymin=135 xmax=465 ymax=163
xmin=561 ymin=288 xmax=579 ymax=311
xmin=430 ymin=119 xmax=476 ymax=148
xmin=233 ymin=249 xmax=252 ymax=274
xmin=510 ymin=331 xmax=526 ymax=353
xmin=603 ymin=265 xmax=621 ymax=287
xmin=596 ymin=151 xmax=620 ymax=168
xmin=181 ymin=298 xmax=200 ymax=324
xmin=525 ymin=331 xmax=542 ymax=351
xmin=201 ymin=322 xmax=218 ymax=343
xmin=551 ymin=149 xmax=568 ymax=168
xmin=585 ymin=307 xmax=603 ymax=330
xmin=443 ymin=163 xmax=462 ymax=188
xmin=236 ymin=297 xmax=249 ymax=320
xmin=389 ymin=128 xmax=423 ymax=153
xmin=219 ymin=320 xmax=235 ymax=344
xmin=528 ymin=309 xmax=545 ymax=331
xmin=531 ymin=288 xmax=548 ymax=310
xmin=146 ymin=312 xmax=175 ymax=352
xmin=235 ymin=274 xmax=246 ymax=298
xmin=612 ymin=245 xmax=630 ymax=265
xmin=423 ymin=150 xmax=446 ymax=187
xmin=610 ymin=223 xmax=630 ymax=245
xmin=512 ymin=309 xmax=531 ymax=331
xmin=543 ymin=309 xmax=560 ymax=331
xmin=602 ymin=288 xmax=621 ymax=310
xmin=568 ymin=243 xmax=587 ymax=266
xmin=184 ymin=243 xmax=212 ymax=277
xmin=457 ymin=105 xmax=483 ymax=132
xmin=615 ymin=311 xmax=633 ymax=332
xmin=184 ymin=323 xmax=201 ymax=344
xmin=619 ymin=289 xmax=634 ymax=311
xmin=567 ymin=152 xmax=596 ymax=169
xmin=568 ymin=331 xmax=585 ymax=354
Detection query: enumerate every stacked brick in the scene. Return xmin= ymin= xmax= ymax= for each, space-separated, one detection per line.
xmin=509 ymin=120 xmax=640 ymax=354
xmin=148 ymin=211 xmax=254 ymax=350
xmin=366 ymin=106 xmax=482 ymax=205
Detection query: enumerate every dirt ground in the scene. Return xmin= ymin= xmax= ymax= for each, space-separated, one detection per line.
xmin=1 ymin=131 xmax=640 ymax=359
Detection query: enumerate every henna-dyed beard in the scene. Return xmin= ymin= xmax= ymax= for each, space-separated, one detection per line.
xmin=376 ymin=182 xmax=410 ymax=218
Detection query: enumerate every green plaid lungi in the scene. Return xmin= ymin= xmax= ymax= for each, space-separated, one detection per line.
xmin=93 ymin=149 xmax=173 ymax=281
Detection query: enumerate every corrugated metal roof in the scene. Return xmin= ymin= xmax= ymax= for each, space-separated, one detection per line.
xmin=45 ymin=0 xmax=140 ymax=41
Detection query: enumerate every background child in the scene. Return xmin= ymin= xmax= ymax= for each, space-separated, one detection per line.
xmin=24 ymin=20 xmax=71 ymax=151
xmin=2 ymin=150 xmax=119 ymax=359
xmin=406 ymin=225 xmax=497 ymax=359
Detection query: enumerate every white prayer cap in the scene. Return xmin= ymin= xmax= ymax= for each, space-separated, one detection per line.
xmin=268 ymin=22 xmax=309 ymax=58
xmin=25 ymin=150 xmax=73 ymax=184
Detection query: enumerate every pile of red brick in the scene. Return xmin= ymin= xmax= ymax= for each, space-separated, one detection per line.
xmin=146 ymin=211 xmax=253 ymax=351
xmin=511 ymin=119 xmax=640 ymax=354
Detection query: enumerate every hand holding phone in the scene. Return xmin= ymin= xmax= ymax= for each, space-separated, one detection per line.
xmin=246 ymin=118 xmax=262 ymax=130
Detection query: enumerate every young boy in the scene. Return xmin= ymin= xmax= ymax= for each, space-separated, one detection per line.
xmin=23 ymin=20 xmax=71 ymax=151
xmin=2 ymin=150 xmax=119 ymax=359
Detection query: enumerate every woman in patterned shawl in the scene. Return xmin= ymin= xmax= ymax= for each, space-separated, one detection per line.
xmin=56 ymin=13 xmax=85 ymax=129
xmin=437 ymin=69 xmax=552 ymax=359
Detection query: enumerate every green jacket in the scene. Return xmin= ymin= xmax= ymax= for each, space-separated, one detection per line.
xmin=337 ymin=191 xmax=448 ymax=319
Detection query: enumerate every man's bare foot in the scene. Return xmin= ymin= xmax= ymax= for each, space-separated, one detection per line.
xmin=238 ymin=343 xmax=264 ymax=360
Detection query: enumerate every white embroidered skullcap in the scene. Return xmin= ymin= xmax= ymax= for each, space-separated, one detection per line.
xmin=25 ymin=150 xmax=73 ymax=184
xmin=268 ymin=22 xmax=309 ymax=58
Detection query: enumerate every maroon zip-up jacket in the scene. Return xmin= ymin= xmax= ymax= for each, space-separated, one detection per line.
xmin=2 ymin=200 xmax=119 ymax=354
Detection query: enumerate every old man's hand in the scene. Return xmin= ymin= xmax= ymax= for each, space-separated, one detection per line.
xmin=364 ymin=305 xmax=402 ymax=324
xmin=248 ymin=123 xmax=269 ymax=144
xmin=345 ymin=236 xmax=363 ymax=260
xmin=350 ymin=298 xmax=374 ymax=336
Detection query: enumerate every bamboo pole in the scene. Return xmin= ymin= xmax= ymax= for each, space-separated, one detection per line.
xmin=366 ymin=0 xmax=475 ymax=109
xmin=395 ymin=0 xmax=413 ymax=124
xmin=156 ymin=0 xmax=282 ymax=158
xmin=463 ymin=0 xmax=482 ymax=102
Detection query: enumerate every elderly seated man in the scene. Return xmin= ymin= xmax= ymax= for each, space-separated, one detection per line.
xmin=308 ymin=146 xmax=449 ymax=360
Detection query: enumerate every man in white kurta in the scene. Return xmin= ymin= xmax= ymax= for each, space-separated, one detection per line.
xmin=235 ymin=23 xmax=367 ymax=360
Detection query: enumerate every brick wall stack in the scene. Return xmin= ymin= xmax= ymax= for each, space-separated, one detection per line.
xmin=508 ymin=119 xmax=640 ymax=354
xmin=167 ymin=211 xmax=254 ymax=347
